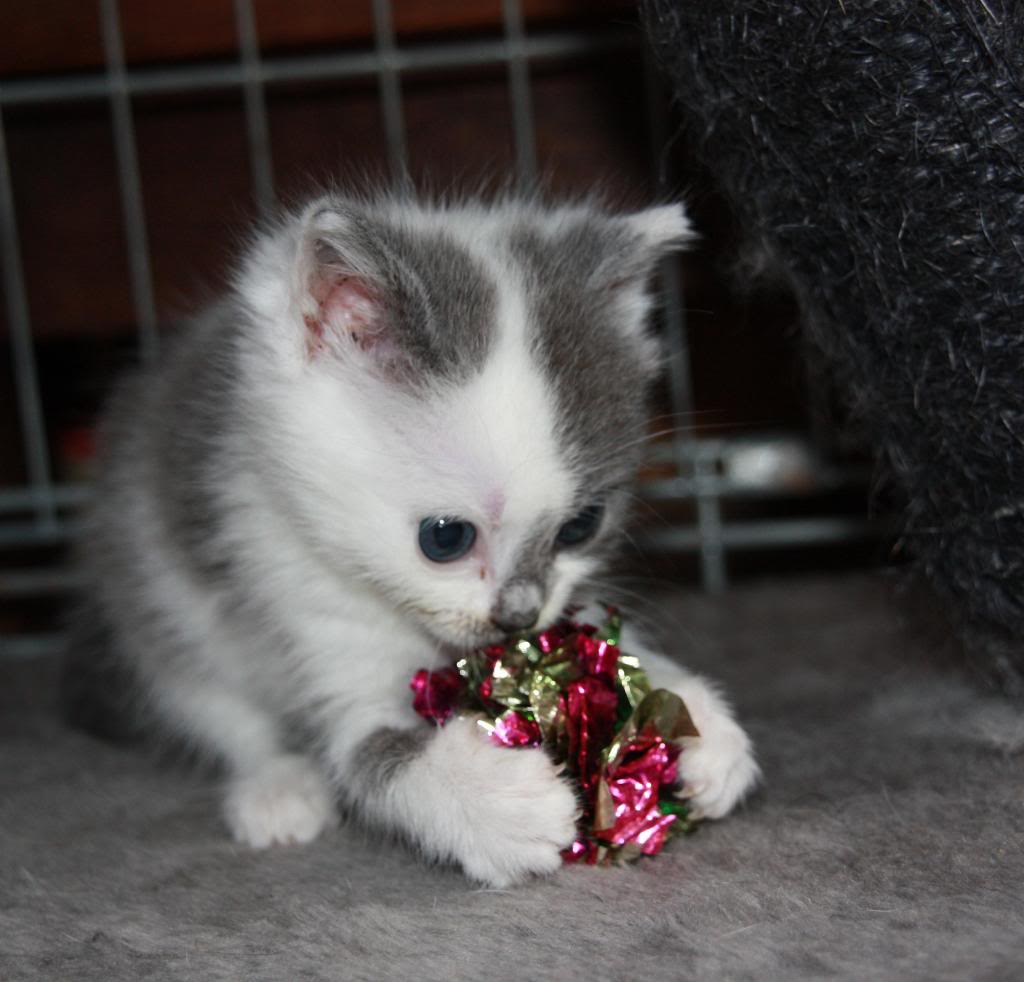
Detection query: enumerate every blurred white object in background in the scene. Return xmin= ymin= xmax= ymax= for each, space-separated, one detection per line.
xmin=722 ymin=435 xmax=818 ymax=492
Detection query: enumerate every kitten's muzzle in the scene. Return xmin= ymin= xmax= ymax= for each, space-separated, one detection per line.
xmin=490 ymin=579 xmax=542 ymax=634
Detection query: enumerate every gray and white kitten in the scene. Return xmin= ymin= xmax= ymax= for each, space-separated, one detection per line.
xmin=66 ymin=192 xmax=758 ymax=887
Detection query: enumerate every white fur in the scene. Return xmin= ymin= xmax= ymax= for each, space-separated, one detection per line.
xmin=84 ymin=194 xmax=756 ymax=887
xmin=224 ymin=754 xmax=336 ymax=848
xmin=365 ymin=717 xmax=579 ymax=887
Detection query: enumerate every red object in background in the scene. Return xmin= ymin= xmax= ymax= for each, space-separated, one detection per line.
xmin=57 ymin=424 xmax=97 ymax=482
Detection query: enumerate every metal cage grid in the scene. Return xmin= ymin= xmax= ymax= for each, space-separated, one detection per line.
xmin=0 ymin=0 xmax=873 ymax=659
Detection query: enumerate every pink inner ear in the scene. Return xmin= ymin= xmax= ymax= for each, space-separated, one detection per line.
xmin=306 ymin=276 xmax=386 ymax=354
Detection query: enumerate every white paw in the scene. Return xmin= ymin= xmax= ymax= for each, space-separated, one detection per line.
xmin=677 ymin=710 xmax=760 ymax=821
xmin=409 ymin=717 xmax=579 ymax=887
xmin=224 ymin=754 xmax=336 ymax=848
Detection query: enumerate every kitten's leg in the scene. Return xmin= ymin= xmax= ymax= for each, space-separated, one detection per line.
xmin=224 ymin=754 xmax=335 ymax=849
xmin=154 ymin=679 xmax=336 ymax=847
xmin=613 ymin=620 xmax=761 ymax=821
xmin=323 ymin=705 xmax=578 ymax=888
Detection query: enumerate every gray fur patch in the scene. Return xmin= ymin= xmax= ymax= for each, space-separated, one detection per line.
xmin=508 ymin=221 xmax=655 ymax=489
xmin=60 ymin=596 xmax=145 ymax=744
xmin=152 ymin=304 xmax=244 ymax=582
xmin=323 ymin=210 xmax=497 ymax=385
xmin=491 ymin=578 xmax=544 ymax=632
xmin=352 ymin=726 xmax=430 ymax=790
xmin=492 ymin=527 xmax=556 ymax=628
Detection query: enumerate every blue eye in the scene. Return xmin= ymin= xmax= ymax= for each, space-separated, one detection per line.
xmin=418 ymin=517 xmax=477 ymax=563
xmin=555 ymin=504 xmax=604 ymax=548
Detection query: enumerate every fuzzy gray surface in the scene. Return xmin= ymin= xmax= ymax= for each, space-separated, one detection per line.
xmin=2 ymin=573 xmax=1022 ymax=981
xmin=643 ymin=0 xmax=1024 ymax=694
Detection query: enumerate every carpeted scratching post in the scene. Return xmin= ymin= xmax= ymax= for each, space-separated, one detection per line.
xmin=643 ymin=0 xmax=1024 ymax=694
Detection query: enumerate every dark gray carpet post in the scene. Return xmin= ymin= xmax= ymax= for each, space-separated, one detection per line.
xmin=2 ymin=574 xmax=1022 ymax=981
xmin=642 ymin=0 xmax=1024 ymax=694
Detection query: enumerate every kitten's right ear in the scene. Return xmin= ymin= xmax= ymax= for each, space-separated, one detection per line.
xmin=294 ymin=205 xmax=395 ymax=362
xmin=623 ymin=203 xmax=694 ymax=251
xmin=612 ymin=203 xmax=695 ymax=284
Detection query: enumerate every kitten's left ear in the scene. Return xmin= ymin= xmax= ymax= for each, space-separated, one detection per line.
xmin=293 ymin=203 xmax=398 ymax=365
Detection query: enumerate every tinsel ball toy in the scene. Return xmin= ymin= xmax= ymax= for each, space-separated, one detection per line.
xmin=410 ymin=607 xmax=700 ymax=865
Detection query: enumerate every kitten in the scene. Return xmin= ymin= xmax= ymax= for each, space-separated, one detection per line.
xmin=64 ymin=191 xmax=759 ymax=886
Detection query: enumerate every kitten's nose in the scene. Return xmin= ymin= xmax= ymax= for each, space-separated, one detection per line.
xmin=490 ymin=607 xmax=540 ymax=635
xmin=490 ymin=580 xmax=542 ymax=635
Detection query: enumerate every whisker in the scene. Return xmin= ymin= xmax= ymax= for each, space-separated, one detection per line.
xmin=577 ymin=575 xmax=668 ymax=623
xmin=645 ymin=409 xmax=723 ymax=425
xmin=576 ymin=571 xmax=712 ymax=654
xmin=617 ymin=487 xmax=672 ymax=526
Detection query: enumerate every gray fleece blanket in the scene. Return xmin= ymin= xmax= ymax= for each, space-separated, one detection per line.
xmin=2 ymin=573 xmax=1022 ymax=981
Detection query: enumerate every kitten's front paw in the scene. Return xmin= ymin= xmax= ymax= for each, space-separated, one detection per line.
xmin=415 ymin=717 xmax=578 ymax=888
xmin=677 ymin=710 xmax=759 ymax=821
xmin=225 ymin=754 xmax=336 ymax=848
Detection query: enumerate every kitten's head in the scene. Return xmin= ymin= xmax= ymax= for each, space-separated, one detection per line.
xmin=244 ymin=193 xmax=691 ymax=648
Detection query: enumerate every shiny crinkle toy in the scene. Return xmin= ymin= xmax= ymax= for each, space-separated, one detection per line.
xmin=410 ymin=607 xmax=700 ymax=865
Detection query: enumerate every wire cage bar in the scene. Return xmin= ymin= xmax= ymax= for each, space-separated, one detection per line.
xmin=233 ymin=0 xmax=276 ymax=218
xmin=98 ymin=0 xmax=160 ymax=366
xmin=370 ymin=0 xmax=408 ymax=177
xmin=0 ymin=32 xmax=637 ymax=108
xmin=0 ymin=1 xmax=877 ymax=660
xmin=501 ymin=0 xmax=538 ymax=187
xmin=0 ymin=108 xmax=57 ymax=534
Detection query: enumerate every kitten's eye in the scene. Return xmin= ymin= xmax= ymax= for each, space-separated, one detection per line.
xmin=418 ymin=517 xmax=477 ymax=563
xmin=555 ymin=504 xmax=604 ymax=548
